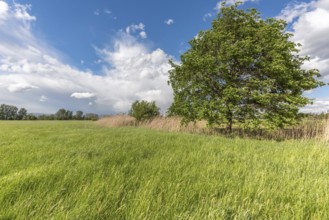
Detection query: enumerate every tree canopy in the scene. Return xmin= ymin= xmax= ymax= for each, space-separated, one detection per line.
xmin=129 ymin=100 xmax=160 ymax=122
xmin=168 ymin=3 xmax=324 ymax=132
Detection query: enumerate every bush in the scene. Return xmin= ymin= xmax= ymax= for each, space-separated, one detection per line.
xmin=129 ymin=100 xmax=160 ymax=122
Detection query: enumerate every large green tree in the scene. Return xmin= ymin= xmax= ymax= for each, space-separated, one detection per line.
xmin=168 ymin=3 xmax=324 ymax=132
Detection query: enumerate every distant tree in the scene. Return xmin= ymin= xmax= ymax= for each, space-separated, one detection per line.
xmin=25 ymin=114 xmax=38 ymax=120
xmin=55 ymin=109 xmax=66 ymax=120
xmin=55 ymin=108 xmax=73 ymax=120
xmin=168 ymin=3 xmax=324 ymax=132
xmin=47 ymin=114 xmax=56 ymax=120
xmin=129 ymin=100 xmax=160 ymax=122
xmin=84 ymin=113 xmax=99 ymax=121
xmin=65 ymin=110 xmax=73 ymax=120
xmin=0 ymin=104 xmax=18 ymax=120
xmin=17 ymin=108 xmax=27 ymax=120
xmin=74 ymin=110 xmax=84 ymax=120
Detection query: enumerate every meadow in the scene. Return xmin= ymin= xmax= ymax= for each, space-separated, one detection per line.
xmin=1 ymin=121 xmax=329 ymax=219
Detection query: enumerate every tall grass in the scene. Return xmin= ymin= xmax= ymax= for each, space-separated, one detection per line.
xmin=97 ymin=115 xmax=329 ymax=141
xmin=1 ymin=121 xmax=329 ymax=219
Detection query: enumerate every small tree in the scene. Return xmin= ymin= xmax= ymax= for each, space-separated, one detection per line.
xmin=17 ymin=108 xmax=27 ymax=120
xmin=129 ymin=100 xmax=160 ymax=122
xmin=0 ymin=104 xmax=18 ymax=120
xmin=55 ymin=108 xmax=73 ymax=120
xmin=168 ymin=3 xmax=324 ymax=132
xmin=74 ymin=110 xmax=84 ymax=120
xmin=84 ymin=113 xmax=99 ymax=121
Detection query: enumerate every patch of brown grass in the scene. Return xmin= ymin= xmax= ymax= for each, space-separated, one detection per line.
xmin=97 ymin=115 xmax=329 ymax=140
xmin=139 ymin=116 xmax=209 ymax=133
xmin=323 ymin=119 xmax=329 ymax=142
xmin=97 ymin=115 xmax=209 ymax=134
xmin=96 ymin=115 xmax=136 ymax=128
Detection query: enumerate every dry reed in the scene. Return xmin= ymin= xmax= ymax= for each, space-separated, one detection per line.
xmin=97 ymin=115 xmax=329 ymax=140
xmin=323 ymin=119 xmax=329 ymax=142
xmin=96 ymin=115 xmax=136 ymax=127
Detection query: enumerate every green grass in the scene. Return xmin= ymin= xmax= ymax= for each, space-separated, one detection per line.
xmin=1 ymin=121 xmax=329 ymax=219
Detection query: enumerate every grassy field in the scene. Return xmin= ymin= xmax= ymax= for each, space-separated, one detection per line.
xmin=1 ymin=121 xmax=329 ymax=219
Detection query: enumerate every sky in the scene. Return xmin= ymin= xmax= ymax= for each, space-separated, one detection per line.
xmin=0 ymin=0 xmax=328 ymax=114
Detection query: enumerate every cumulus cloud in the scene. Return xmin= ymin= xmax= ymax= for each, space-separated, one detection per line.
xmin=13 ymin=2 xmax=36 ymax=21
xmin=8 ymin=83 xmax=37 ymax=93
xmin=95 ymin=31 xmax=173 ymax=112
xmin=279 ymin=0 xmax=329 ymax=80
xmin=71 ymin=92 xmax=96 ymax=99
xmin=301 ymin=98 xmax=329 ymax=113
xmin=139 ymin=31 xmax=147 ymax=39
xmin=164 ymin=19 xmax=174 ymax=25
xmin=125 ymin=23 xmax=147 ymax=39
xmin=0 ymin=1 xmax=8 ymax=21
xmin=277 ymin=1 xmax=314 ymax=23
xmin=277 ymin=0 xmax=329 ymax=112
xmin=0 ymin=2 xmax=173 ymax=114
xmin=126 ymin=23 xmax=145 ymax=34
xmin=39 ymin=95 xmax=48 ymax=102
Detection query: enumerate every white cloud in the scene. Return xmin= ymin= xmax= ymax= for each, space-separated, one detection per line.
xmin=277 ymin=1 xmax=313 ymax=23
xmin=139 ymin=31 xmax=147 ymax=39
xmin=0 ymin=1 xmax=8 ymax=21
xmin=282 ymin=0 xmax=329 ymax=81
xmin=126 ymin=23 xmax=145 ymax=34
xmin=125 ymin=23 xmax=147 ymax=40
xmin=8 ymin=83 xmax=37 ymax=93
xmin=39 ymin=95 xmax=48 ymax=102
xmin=71 ymin=92 xmax=96 ymax=99
xmin=165 ymin=19 xmax=174 ymax=25
xmin=95 ymin=31 xmax=173 ymax=112
xmin=203 ymin=13 xmax=213 ymax=22
xmin=95 ymin=8 xmax=112 ymax=16
xmin=13 ymin=3 xmax=36 ymax=21
xmin=301 ymin=98 xmax=329 ymax=113
xmin=0 ymin=3 xmax=173 ymax=114
xmin=104 ymin=9 xmax=111 ymax=14
xmin=277 ymin=0 xmax=329 ymax=112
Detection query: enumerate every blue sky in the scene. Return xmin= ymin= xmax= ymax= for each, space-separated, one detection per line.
xmin=0 ymin=0 xmax=328 ymax=114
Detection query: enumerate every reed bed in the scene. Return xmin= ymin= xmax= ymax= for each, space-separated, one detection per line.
xmin=97 ymin=115 xmax=329 ymax=141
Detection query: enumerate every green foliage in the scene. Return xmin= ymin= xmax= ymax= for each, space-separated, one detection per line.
xmin=17 ymin=108 xmax=27 ymax=120
xmin=1 ymin=121 xmax=329 ymax=219
xmin=0 ymin=104 xmax=21 ymax=120
xmin=74 ymin=110 xmax=84 ymax=120
xmin=168 ymin=3 xmax=324 ymax=131
xmin=129 ymin=100 xmax=160 ymax=121
xmin=25 ymin=114 xmax=38 ymax=120
xmin=84 ymin=113 xmax=99 ymax=121
xmin=55 ymin=108 xmax=73 ymax=120
xmin=0 ymin=104 xmax=97 ymax=121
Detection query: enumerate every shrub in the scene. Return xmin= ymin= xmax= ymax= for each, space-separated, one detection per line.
xmin=129 ymin=100 xmax=160 ymax=122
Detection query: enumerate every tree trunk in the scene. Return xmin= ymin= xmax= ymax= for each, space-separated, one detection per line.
xmin=226 ymin=106 xmax=233 ymax=134
xmin=227 ymin=117 xmax=233 ymax=134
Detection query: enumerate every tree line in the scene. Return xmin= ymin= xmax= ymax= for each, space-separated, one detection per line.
xmin=0 ymin=104 xmax=99 ymax=121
